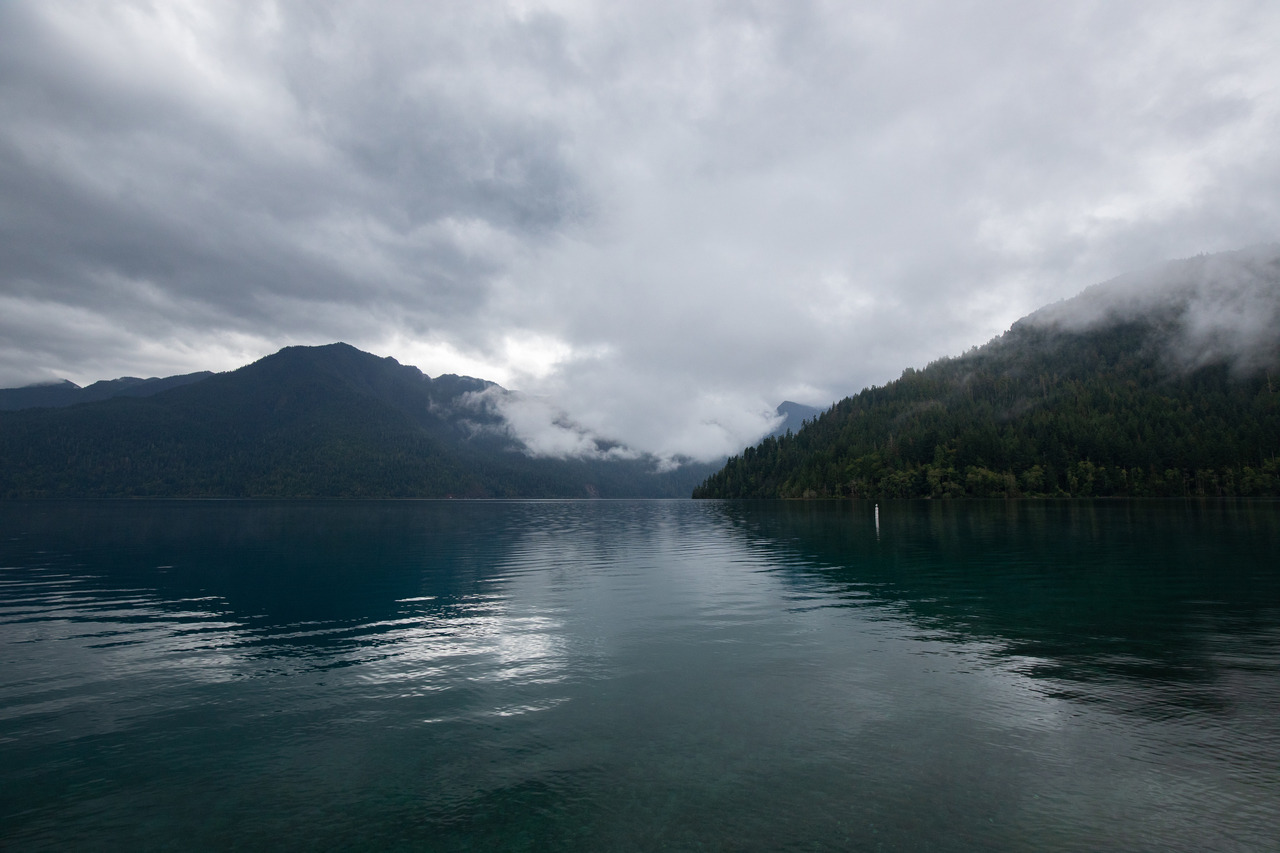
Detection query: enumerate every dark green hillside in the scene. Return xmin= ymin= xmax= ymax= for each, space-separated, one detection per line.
xmin=695 ymin=254 xmax=1280 ymax=499
xmin=0 ymin=343 xmax=713 ymax=498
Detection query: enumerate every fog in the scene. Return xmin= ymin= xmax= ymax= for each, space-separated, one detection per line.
xmin=1027 ymin=244 xmax=1280 ymax=376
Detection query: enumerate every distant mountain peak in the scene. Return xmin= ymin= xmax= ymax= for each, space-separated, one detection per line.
xmin=0 ymin=341 xmax=718 ymax=498
xmin=23 ymin=378 xmax=80 ymax=389
xmin=768 ymin=400 xmax=822 ymax=439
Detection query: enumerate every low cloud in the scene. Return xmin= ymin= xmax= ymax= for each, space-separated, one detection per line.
xmin=463 ymin=386 xmax=643 ymax=462
xmin=463 ymin=380 xmax=780 ymax=468
xmin=1026 ymin=244 xmax=1280 ymax=374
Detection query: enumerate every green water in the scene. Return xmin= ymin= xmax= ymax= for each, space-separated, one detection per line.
xmin=1 ymin=499 xmax=1277 ymax=850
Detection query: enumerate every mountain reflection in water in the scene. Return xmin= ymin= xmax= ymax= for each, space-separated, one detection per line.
xmin=1 ymin=499 xmax=1277 ymax=851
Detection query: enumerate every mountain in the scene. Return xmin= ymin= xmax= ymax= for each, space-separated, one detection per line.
xmin=768 ymin=401 xmax=822 ymax=439
xmin=0 ymin=343 xmax=716 ymax=498
xmin=694 ymin=246 xmax=1280 ymax=499
xmin=0 ymin=372 xmax=213 ymax=410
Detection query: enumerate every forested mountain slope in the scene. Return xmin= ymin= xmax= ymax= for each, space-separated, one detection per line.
xmin=0 ymin=343 xmax=714 ymax=498
xmin=695 ymin=247 xmax=1280 ymax=499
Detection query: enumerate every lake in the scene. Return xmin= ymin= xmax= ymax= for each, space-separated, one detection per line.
xmin=1 ymin=499 xmax=1277 ymax=851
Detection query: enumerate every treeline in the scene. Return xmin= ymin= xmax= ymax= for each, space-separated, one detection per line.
xmin=694 ymin=321 xmax=1280 ymax=499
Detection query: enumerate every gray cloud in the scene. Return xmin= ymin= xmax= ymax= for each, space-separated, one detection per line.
xmin=2 ymin=1 xmax=1279 ymax=460
xmin=0 ymin=1 xmax=583 ymax=375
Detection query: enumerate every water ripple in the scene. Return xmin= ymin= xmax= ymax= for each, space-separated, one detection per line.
xmin=1 ymin=499 xmax=1278 ymax=851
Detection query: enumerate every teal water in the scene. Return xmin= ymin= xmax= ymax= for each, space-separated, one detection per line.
xmin=1 ymin=499 xmax=1277 ymax=851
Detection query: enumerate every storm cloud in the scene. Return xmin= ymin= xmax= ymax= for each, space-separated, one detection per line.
xmin=3 ymin=1 xmax=1279 ymax=461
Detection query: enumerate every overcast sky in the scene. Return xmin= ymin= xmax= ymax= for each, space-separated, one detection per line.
xmin=2 ymin=1 xmax=1279 ymax=461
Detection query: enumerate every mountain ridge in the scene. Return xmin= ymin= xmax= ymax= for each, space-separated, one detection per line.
xmin=0 ymin=371 xmax=214 ymax=411
xmin=0 ymin=343 xmax=716 ymax=498
xmin=694 ymin=247 xmax=1280 ymax=499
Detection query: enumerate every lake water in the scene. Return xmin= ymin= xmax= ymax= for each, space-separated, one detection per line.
xmin=1 ymin=499 xmax=1278 ymax=851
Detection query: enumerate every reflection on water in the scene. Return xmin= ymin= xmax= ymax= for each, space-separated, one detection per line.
xmin=717 ymin=499 xmax=1280 ymax=690
xmin=1 ymin=499 xmax=1278 ymax=851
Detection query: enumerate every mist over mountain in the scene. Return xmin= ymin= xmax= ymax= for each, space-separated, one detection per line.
xmin=0 ymin=344 xmax=716 ymax=498
xmin=1026 ymin=244 xmax=1280 ymax=375
xmin=696 ymin=248 xmax=1280 ymax=499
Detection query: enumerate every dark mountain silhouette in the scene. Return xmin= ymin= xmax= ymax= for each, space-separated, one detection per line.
xmin=0 ymin=372 xmax=213 ymax=410
xmin=695 ymin=246 xmax=1280 ymax=499
xmin=0 ymin=343 xmax=715 ymax=498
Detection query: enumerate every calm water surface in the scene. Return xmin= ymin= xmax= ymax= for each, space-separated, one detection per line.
xmin=1 ymin=499 xmax=1277 ymax=851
